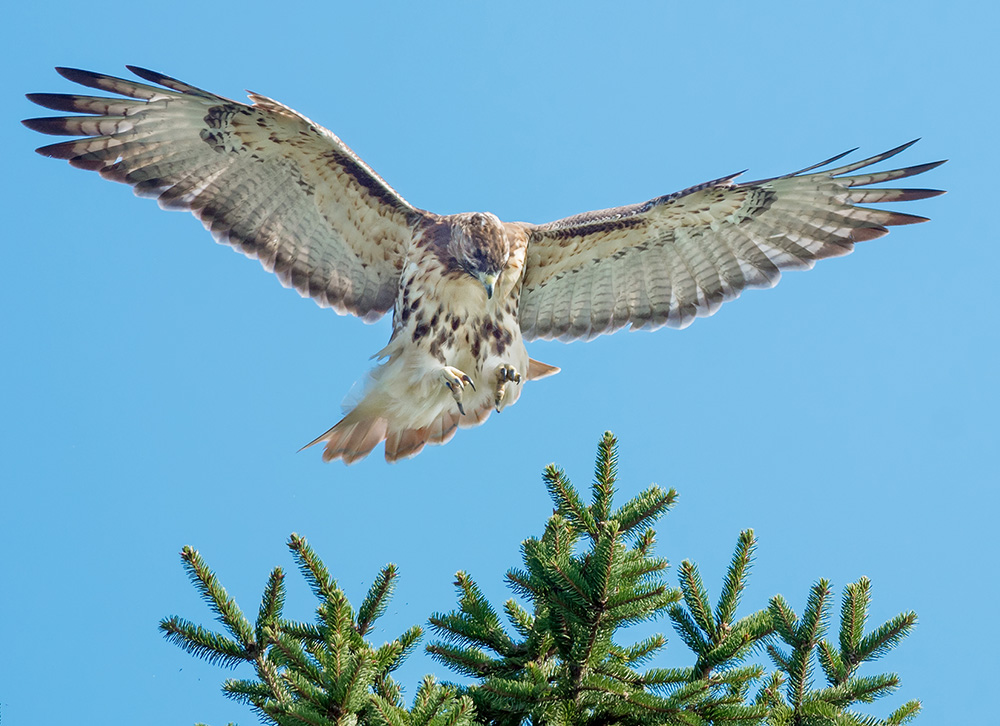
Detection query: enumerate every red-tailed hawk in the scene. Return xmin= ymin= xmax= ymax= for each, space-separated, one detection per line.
xmin=24 ymin=67 xmax=945 ymax=463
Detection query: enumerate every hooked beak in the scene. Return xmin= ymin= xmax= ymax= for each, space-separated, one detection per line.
xmin=480 ymin=273 xmax=498 ymax=300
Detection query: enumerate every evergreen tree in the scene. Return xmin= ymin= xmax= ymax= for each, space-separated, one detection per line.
xmin=163 ymin=433 xmax=919 ymax=726
xmin=161 ymin=535 xmax=474 ymax=726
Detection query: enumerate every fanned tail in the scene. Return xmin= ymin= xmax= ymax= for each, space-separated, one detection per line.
xmin=299 ymin=411 xmax=390 ymax=465
xmin=383 ymin=409 xmax=464 ymax=462
xmin=302 ymin=356 xmax=557 ymax=464
xmin=301 ymin=405 xmax=484 ymax=464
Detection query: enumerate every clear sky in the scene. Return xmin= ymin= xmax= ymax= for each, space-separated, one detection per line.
xmin=2 ymin=2 xmax=996 ymax=724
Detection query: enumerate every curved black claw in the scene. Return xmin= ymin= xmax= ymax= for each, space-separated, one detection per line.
xmin=442 ymin=366 xmax=475 ymax=416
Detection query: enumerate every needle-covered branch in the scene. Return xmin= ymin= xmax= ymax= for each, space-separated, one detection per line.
xmin=163 ymin=432 xmax=920 ymax=726
xmin=765 ymin=578 xmax=920 ymax=725
xmin=162 ymin=535 xmax=432 ymax=726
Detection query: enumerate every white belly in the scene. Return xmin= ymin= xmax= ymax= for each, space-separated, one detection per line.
xmin=355 ymin=271 xmax=528 ymax=431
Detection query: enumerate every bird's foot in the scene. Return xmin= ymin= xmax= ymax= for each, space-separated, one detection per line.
xmin=494 ymin=364 xmax=522 ymax=411
xmin=441 ymin=366 xmax=475 ymax=415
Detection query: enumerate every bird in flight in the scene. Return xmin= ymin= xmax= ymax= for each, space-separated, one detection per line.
xmin=24 ymin=67 xmax=945 ymax=463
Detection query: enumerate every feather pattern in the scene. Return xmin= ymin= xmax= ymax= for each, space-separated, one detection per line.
xmin=519 ymin=140 xmax=945 ymax=341
xmin=25 ymin=67 xmax=945 ymax=463
xmin=24 ymin=66 xmax=423 ymax=321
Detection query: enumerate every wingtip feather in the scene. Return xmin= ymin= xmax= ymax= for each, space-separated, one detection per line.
xmin=22 ymin=117 xmax=57 ymax=134
xmin=125 ymin=64 xmax=219 ymax=97
xmin=124 ymin=64 xmax=158 ymax=79
xmin=33 ymin=138 xmax=77 ymax=159
xmin=851 ymin=226 xmax=890 ymax=242
xmin=55 ymin=66 xmax=100 ymax=85
xmin=124 ymin=64 xmax=178 ymax=88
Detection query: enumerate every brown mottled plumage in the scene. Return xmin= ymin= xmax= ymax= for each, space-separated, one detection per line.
xmin=24 ymin=67 xmax=945 ymax=463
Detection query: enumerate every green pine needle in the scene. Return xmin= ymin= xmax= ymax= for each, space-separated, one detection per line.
xmin=714 ymin=530 xmax=755 ymax=630
xmin=799 ymin=580 xmax=832 ymax=647
xmin=503 ymin=599 xmax=534 ymax=639
xmin=611 ymin=486 xmax=677 ymax=537
xmin=543 ymin=465 xmax=598 ymax=538
xmin=768 ymin=595 xmax=800 ymax=644
xmin=840 ymin=577 xmax=871 ymax=657
xmin=159 ymin=615 xmax=248 ymax=669
xmin=886 ymin=699 xmax=922 ymax=725
xmin=180 ymin=546 xmax=255 ymax=647
xmin=678 ymin=560 xmax=717 ymax=640
xmin=669 ymin=604 xmax=710 ymax=654
xmin=818 ymin=640 xmax=848 ymax=685
xmin=357 ymin=564 xmax=398 ymax=636
xmin=855 ymin=612 xmax=917 ymax=664
xmin=287 ymin=533 xmax=338 ymax=602
xmin=256 ymin=567 xmax=286 ymax=645
xmin=590 ymin=431 xmax=618 ymax=524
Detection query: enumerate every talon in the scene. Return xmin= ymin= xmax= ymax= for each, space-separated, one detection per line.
xmin=442 ymin=365 xmax=474 ymax=416
xmin=494 ymin=364 xmax=523 ymax=412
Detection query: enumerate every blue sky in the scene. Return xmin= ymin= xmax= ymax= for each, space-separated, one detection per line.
xmin=2 ymin=2 xmax=996 ymax=724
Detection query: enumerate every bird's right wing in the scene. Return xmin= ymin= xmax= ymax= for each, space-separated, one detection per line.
xmin=25 ymin=66 xmax=426 ymax=321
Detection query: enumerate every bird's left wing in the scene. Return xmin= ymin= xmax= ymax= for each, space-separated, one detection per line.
xmin=518 ymin=141 xmax=944 ymax=341
xmin=25 ymin=67 xmax=425 ymax=321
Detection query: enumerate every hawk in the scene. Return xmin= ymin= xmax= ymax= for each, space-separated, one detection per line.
xmin=24 ymin=67 xmax=945 ymax=463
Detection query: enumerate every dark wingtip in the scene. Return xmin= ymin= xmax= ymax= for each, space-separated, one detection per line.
xmin=852 ymin=226 xmax=890 ymax=242
xmin=25 ymin=92 xmax=73 ymax=112
xmin=21 ymin=117 xmax=64 ymax=135
xmin=33 ymin=139 xmax=73 ymax=159
xmin=718 ymin=169 xmax=748 ymax=184
xmin=904 ymin=159 xmax=949 ymax=176
xmin=25 ymin=92 xmax=94 ymax=113
xmin=893 ymin=213 xmax=931 ymax=225
xmin=33 ymin=142 xmax=63 ymax=158
xmin=926 ymin=159 xmax=948 ymax=170
xmin=818 ymin=147 xmax=859 ymax=168
xmin=912 ymin=188 xmax=948 ymax=202
xmin=124 ymin=64 xmax=162 ymax=83
xmin=122 ymin=64 xmax=215 ymax=97
xmin=886 ymin=138 xmax=921 ymax=156
xmin=835 ymin=147 xmax=860 ymax=162
xmin=54 ymin=66 xmax=93 ymax=83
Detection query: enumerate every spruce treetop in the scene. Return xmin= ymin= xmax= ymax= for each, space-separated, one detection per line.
xmin=162 ymin=433 xmax=919 ymax=726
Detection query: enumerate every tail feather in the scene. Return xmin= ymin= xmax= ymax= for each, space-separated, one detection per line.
xmin=385 ymin=427 xmax=427 ymax=461
xmin=304 ymin=408 xmax=468 ymax=464
xmin=384 ymin=410 xmax=462 ymax=461
xmin=427 ymin=410 xmax=462 ymax=444
xmin=299 ymin=415 xmax=388 ymax=464
xmin=335 ymin=418 xmax=389 ymax=464
xmin=383 ymin=428 xmax=414 ymax=461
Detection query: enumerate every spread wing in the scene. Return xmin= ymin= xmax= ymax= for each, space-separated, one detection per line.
xmin=518 ymin=141 xmax=945 ymax=341
xmin=24 ymin=66 xmax=426 ymax=321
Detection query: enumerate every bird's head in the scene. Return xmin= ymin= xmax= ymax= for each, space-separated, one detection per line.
xmin=449 ymin=212 xmax=510 ymax=299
